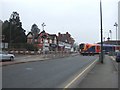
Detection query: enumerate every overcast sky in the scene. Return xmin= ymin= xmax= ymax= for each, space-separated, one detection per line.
xmin=0 ymin=0 xmax=119 ymax=44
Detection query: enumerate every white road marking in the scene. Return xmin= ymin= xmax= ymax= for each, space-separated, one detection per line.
xmin=15 ymin=55 xmax=32 ymax=59
xmin=25 ymin=68 xmax=33 ymax=70
xmin=64 ymin=59 xmax=97 ymax=88
xmin=110 ymin=56 xmax=115 ymax=61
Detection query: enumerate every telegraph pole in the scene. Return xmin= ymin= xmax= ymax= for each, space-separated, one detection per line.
xmin=100 ymin=0 xmax=103 ymax=63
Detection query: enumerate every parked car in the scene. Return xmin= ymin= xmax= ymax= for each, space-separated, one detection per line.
xmin=116 ymin=52 xmax=120 ymax=62
xmin=0 ymin=51 xmax=15 ymax=61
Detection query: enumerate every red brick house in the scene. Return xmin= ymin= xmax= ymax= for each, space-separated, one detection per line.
xmin=49 ymin=34 xmax=58 ymax=51
xmin=57 ymin=32 xmax=75 ymax=52
xmin=27 ymin=30 xmax=58 ymax=52
xmin=27 ymin=31 xmax=75 ymax=52
xmin=27 ymin=30 xmax=48 ymax=51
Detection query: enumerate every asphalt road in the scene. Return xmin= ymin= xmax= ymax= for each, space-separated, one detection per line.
xmin=2 ymin=55 xmax=98 ymax=88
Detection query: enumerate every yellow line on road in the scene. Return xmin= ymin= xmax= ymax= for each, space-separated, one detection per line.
xmin=64 ymin=59 xmax=98 ymax=88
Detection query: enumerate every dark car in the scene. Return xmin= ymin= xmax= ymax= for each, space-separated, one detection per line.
xmin=116 ymin=52 xmax=120 ymax=62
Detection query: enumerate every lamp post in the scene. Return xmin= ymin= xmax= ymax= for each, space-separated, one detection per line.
xmin=114 ymin=22 xmax=118 ymax=46
xmin=41 ymin=22 xmax=46 ymax=54
xmin=9 ymin=22 xmax=11 ymax=49
xmin=41 ymin=22 xmax=46 ymax=31
xmin=100 ymin=0 xmax=103 ymax=63
xmin=109 ymin=30 xmax=112 ymax=40
xmin=104 ymin=31 xmax=110 ymax=41
xmin=103 ymin=37 xmax=105 ymax=42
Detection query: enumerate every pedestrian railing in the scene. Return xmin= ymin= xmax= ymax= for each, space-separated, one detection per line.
xmin=8 ymin=50 xmax=76 ymax=56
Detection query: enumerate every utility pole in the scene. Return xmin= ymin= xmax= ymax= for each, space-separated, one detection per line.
xmin=9 ymin=22 xmax=11 ymax=49
xmin=100 ymin=0 xmax=103 ymax=63
xmin=114 ymin=22 xmax=118 ymax=46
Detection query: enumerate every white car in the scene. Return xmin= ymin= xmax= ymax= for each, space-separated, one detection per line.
xmin=0 ymin=51 xmax=15 ymax=61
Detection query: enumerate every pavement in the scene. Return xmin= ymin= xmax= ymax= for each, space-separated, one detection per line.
xmin=77 ymin=55 xmax=118 ymax=88
xmin=0 ymin=53 xmax=79 ymax=66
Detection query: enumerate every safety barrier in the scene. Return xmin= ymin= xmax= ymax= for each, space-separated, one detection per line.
xmin=8 ymin=50 xmax=75 ymax=55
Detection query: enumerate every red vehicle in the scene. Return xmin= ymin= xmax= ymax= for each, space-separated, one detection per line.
xmin=79 ymin=43 xmax=120 ymax=56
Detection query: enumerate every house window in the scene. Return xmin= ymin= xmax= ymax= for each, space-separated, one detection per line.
xmin=50 ymin=39 xmax=52 ymax=43
xmin=27 ymin=38 xmax=32 ymax=43
xmin=54 ymin=40 xmax=56 ymax=44
xmin=41 ymin=40 xmax=43 ymax=43
xmin=44 ymin=39 xmax=48 ymax=43
xmin=35 ymin=39 xmax=37 ymax=42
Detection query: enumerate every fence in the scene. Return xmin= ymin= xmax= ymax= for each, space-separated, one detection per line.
xmin=8 ymin=50 xmax=74 ymax=55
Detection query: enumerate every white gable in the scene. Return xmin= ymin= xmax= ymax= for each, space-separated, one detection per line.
xmin=27 ymin=34 xmax=33 ymax=38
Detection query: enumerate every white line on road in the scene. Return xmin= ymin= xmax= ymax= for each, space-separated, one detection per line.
xmin=15 ymin=55 xmax=32 ymax=60
xmin=110 ymin=56 xmax=115 ymax=61
xmin=25 ymin=68 xmax=33 ymax=70
xmin=109 ymin=56 xmax=118 ymax=71
xmin=64 ymin=59 xmax=98 ymax=88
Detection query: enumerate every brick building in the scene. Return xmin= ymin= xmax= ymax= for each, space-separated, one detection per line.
xmin=27 ymin=30 xmax=58 ymax=52
xmin=97 ymin=40 xmax=120 ymax=45
xmin=27 ymin=30 xmax=48 ymax=51
xmin=27 ymin=31 xmax=75 ymax=52
xmin=48 ymin=34 xmax=57 ymax=51
xmin=57 ymin=32 xmax=75 ymax=52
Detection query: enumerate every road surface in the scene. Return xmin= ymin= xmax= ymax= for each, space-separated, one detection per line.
xmin=2 ymin=55 xmax=98 ymax=88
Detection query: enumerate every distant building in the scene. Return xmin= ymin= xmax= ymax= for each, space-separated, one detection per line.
xmin=97 ymin=40 xmax=120 ymax=45
xmin=0 ymin=20 xmax=3 ymax=41
xmin=27 ymin=30 xmax=49 ymax=51
xmin=27 ymin=31 xmax=75 ymax=52
xmin=57 ymin=32 xmax=75 ymax=52
xmin=118 ymin=1 xmax=120 ymax=40
xmin=27 ymin=30 xmax=58 ymax=52
xmin=48 ymin=34 xmax=58 ymax=51
xmin=27 ymin=32 xmax=33 ymax=44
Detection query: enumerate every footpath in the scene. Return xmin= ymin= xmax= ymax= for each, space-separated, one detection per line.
xmin=78 ymin=55 xmax=119 ymax=88
xmin=0 ymin=53 xmax=79 ymax=67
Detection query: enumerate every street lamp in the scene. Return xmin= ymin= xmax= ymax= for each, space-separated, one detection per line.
xmin=107 ymin=31 xmax=110 ymax=41
xmin=41 ymin=22 xmax=47 ymax=55
xmin=109 ymin=30 xmax=112 ymax=40
xmin=114 ymin=22 xmax=118 ymax=45
xmin=41 ymin=22 xmax=46 ymax=31
xmin=9 ymin=22 xmax=11 ymax=49
xmin=100 ymin=0 xmax=103 ymax=63
xmin=103 ymin=37 xmax=105 ymax=42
